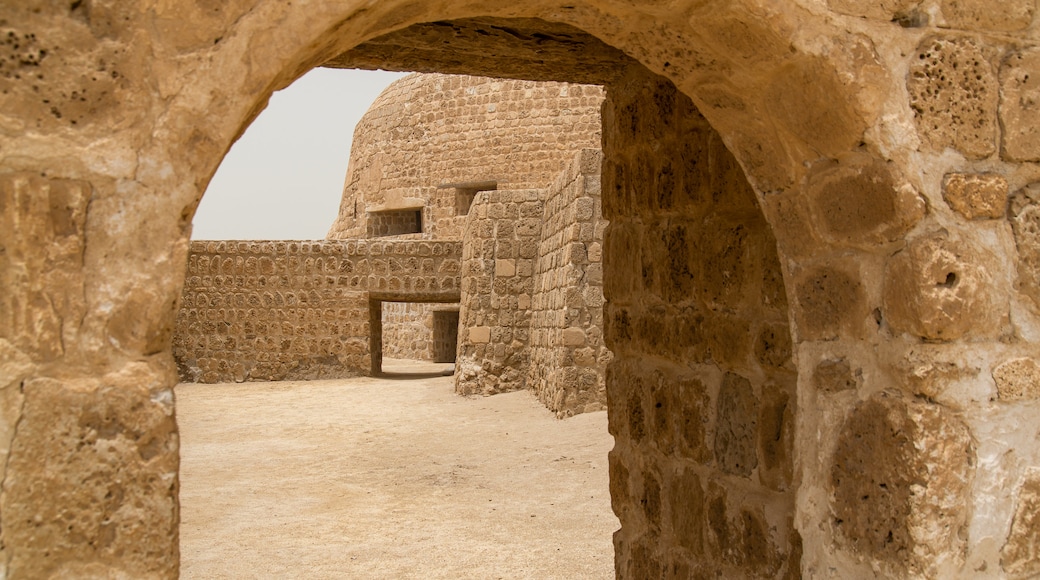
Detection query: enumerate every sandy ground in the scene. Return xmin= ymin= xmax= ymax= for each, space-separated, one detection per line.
xmin=177 ymin=359 xmax=619 ymax=579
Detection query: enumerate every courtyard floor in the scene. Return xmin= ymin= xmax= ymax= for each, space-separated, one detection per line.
xmin=176 ymin=359 xmax=618 ymax=579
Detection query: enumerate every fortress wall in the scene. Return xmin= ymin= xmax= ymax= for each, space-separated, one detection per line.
xmin=454 ymin=189 xmax=543 ymax=395
xmin=602 ymin=67 xmax=799 ymax=577
xmin=380 ymin=302 xmax=434 ymax=360
xmin=528 ymin=149 xmax=610 ymax=417
xmin=326 ymin=74 xmax=603 ymax=241
xmin=173 ymin=240 xmax=462 ymax=383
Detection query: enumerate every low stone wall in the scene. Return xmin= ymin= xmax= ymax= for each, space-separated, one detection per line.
xmin=173 ymin=239 xmax=461 ymax=383
xmin=528 ymin=149 xmax=610 ymax=417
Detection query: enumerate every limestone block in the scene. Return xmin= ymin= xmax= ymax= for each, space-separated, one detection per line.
xmin=908 ymin=36 xmax=998 ymax=159
xmin=806 ymin=154 xmax=924 ymax=246
xmin=882 ymin=231 xmax=999 ymax=340
xmin=1002 ymin=474 xmax=1040 ymax=577
xmin=754 ymin=323 xmax=792 ymax=369
xmin=494 ymin=259 xmax=515 ymax=277
xmin=941 ymin=0 xmax=1035 ymax=31
xmin=562 ymin=327 xmax=587 ymax=346
xmin=814 ymin=358 xmax=860 ymax=392
xmin=831 ymin=390 xmax=974 ymax=577
xmin=1001 ymin=48 xmax=1040 ymax=162
xmin=468 ymin=326 xmax=491 ymax=343
xmin=992 ymin=357 xmax=1040 ymax=400
xmin=714 ymin=373 xmax=759 ymax=478
xmin=793 ymin=264 xmax=868 ymax=341
xmin=942 ymin=172 xmax=1008 ymax=219
xmin=2 ymin=368 xmax=179 ymax=578
xmin=1010 ymin=185 xmax=1040 ymax=310
xmin=758 ymin=382 xmax=793 ymax=491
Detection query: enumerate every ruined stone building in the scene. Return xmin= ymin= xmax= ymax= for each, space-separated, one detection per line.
xmin=3 ymin=1 xmax=1040 ymax=578
xmin=172 ymin=72 xmax=610 ymax=416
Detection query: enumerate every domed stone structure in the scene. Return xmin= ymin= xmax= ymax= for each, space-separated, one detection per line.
xmin=327 ymin=73 xmax=603 ymax=241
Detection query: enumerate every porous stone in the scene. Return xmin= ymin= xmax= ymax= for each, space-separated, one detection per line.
xmin=1002 ymin=474 xmax=1040 ymax=578
xmin=942 ymin=172 xmax=1008 ymax=219
xmin=992 ymin=357 xmax=1040 ymax=401
xmin=908 ymin=35 xmax=998 ymax=159
xmin=831 ymin=390 xmax=974 ymax=577
xmin=882 ymin=231 xmax=999 ymax=341
xmin=1001 ymin=48 xmax=1040 ymax=162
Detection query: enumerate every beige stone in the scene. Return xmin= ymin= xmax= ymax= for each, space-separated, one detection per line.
xmin=993 ymin=357 xmax=1040 ymax=401
xmin=1001 ymin=48 xmax=1040 ymax=162
xmin=562 ymin=327 xmax=587 ymax=346
xmin=1010 ymin=185 xmax=1040 ymax=311
xmin=494 ymin=259 xmax=516 ymax=277
xmin=468 ymin=327 xmax=491 ymax=343
xmin=941 ymin=0 xmax=1035 ymax=32
xmin=1002 ymin=474 xmax=1040 ymax=577
xmin=831 ymin=390 xmax=974 ymax=577
xmin=883 ymin=232 xmax=1000 ymax=341
xmin=942 ymin=172 xmax=1008 ymax=219
xmin=908 ymin=35 xmax=998 ymax=159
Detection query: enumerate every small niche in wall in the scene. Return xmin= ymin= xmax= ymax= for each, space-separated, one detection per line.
xmin=438 ymin=180 xmax=498 ymax=216
xmin=367 ymin=207 xmax=423 ymax=237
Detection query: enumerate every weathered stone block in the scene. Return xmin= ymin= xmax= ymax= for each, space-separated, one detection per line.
xmin=1002 ymin=474 xmax=1040 ymax=577
xmin=942 ymin=172 xmax=1008 ymax=219
xmin=1001 ymin=48 xmax=1040 ymax=162
xmin=468 ymin=326 xmax=491 ymax=343
xmin=806 ymin=154 xmax=924 ymax=246
xmin=941 ymin=0 xmax=1035 ymax=32
xmin=814 ymin=358 xmax=860 ymax=393
xmin=562 ymin=327 xmax=586 ymax=346
xmin=992 ymin=357 xmax=1040 ymax=400
xmin=494 ymin=259 xmax=515 ymax=277
xmin=908 ymin=35 xmax=998 ymax=159
xmin=758 ymin=382 xmax=793 ymax=491
xmin=882 ymin=231 xmax=999 ymax=340
xmin=831 ymin=390 xmax=973 ymax=577
xmin=794 ymin=265 xmax=867 ymax=341
xmin=714 ymin=373 xmax=759 ymax=478
xmin=1010 ymin=185 xmax=1040 ymax=311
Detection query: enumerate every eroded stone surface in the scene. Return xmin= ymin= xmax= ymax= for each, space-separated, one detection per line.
xmin=1002 ymin=474 xmax=1040 ymax=578
xmin=883 ymin=231 xmax=1000 ymax=341
xmin=941 ymin=0 xmax=1035 ymax=32
xmin=942 ymin=172 xmax=1008 ymax=219
xmin=831 ymin=390 xmax=974 ymax=577
xmin=794 ymin=265 xmax=868 ymax=341
xmin=1010 ymin=184 xmax=1040 ymax=312
xmin=908 ymin=35 xmax=998 ymax=159
xmin=1001 ymin=48 xmax=1040 ymax=162
xmin=993 ymin=357 xmax=1040 ymax=401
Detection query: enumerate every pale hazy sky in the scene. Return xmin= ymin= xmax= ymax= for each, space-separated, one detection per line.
xmin=191 ymin=68 xmax=408 ymax=240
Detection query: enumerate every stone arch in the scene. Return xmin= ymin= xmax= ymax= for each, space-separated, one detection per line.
xmin=4 ymin=1 xmax=1035 ymax=578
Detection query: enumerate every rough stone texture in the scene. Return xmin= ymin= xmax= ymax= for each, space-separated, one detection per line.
xmin=805 ymin=154 xmax=924 ymax=247
xmin=1001 ymin=48 xmax=1040 ymax=162
xmin=380 ymin=302 xmax=434 ymax=360
xmin=993 ymin=357 xmax=1040 ymax=401
xmin=831 ymin=390 xmax=975 ymax=578
xmin=1010 ymin=184 xmax=1040 ymax=312
xmin=605 ymin=64 xmax=798 ymax=578
xmin=172 ymin=240 xmax=461 ymax=382
xmin=326 ymin=74 xmax=603 ymax=241
xmin=3 ymin=1 xmax=1040 ymax=577
xmin=814 ymin=358 xmax=860 ymax=393
xmin=942 ymin=172 xmax=1008 ymax=219
xmin=882 ymin=231 xmax=1001 ymax=341
xmin=1002 ymin=474 xmax=1040 ymax=578
xmin=455 ymin=189 xmax=541 ymax=395
xmin=941 ymin=0 xmax=1035 ymax=32
xmin=908 ymin=35 xmax=998 ymax=159
xmin=793 ymin=265 xmax=869 ymax=341
xmin=528 ymin=149 xmax=611 ymax=417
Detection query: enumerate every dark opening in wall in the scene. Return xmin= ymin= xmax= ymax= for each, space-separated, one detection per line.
xmin=368 ymin=207 xmax=423 ymax=237
xmin=438 ymin=180 xmax=498 ymax=216
xmin=433 ymin=309 xmax=460 ymax=363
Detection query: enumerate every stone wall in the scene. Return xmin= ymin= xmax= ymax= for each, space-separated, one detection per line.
xmin=528 ymin=149 xmax=610 ymax=417
xmin=603 ymin=66 xmax=799 ymax=578
xmin=455 ymin=189 xmax=542 ymax=394
xmin=380 ymin=302 xmax=434 ymax=360
xmin=326 ymin=74 xmax=603 ymax=241
xmin=173 ymin=240 xmax=462 ymax=383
